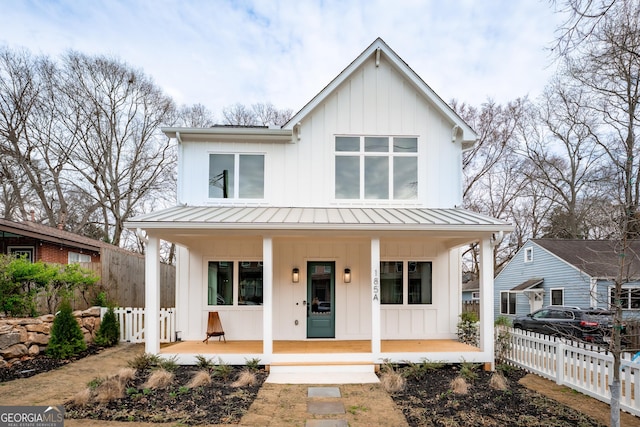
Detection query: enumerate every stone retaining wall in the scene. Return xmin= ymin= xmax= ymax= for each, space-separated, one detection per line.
xmin=0 ymin=307 xmax=102 ymax=367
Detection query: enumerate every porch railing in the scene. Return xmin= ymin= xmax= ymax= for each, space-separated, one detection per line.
xmin=504 ymin=327 xmax=640 ymax=416
xmin=100 ymin=307 xmax=176 ymax=343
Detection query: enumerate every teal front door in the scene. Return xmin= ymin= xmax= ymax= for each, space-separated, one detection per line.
xmin=307 ymin=262 xmax=335 ymax=338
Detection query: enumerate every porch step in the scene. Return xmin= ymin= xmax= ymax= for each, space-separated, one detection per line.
xmin=266 ymin=362 xmax=380 ymax=384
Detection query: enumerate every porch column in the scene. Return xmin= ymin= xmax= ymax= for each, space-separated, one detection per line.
xmin=262 ymin=237 xmax=273 ymax=356
xmin=371 ymin=237 xmax=381 ymax=356
xmin=145 ymin=235 xmax=161 ymax=355
xmin=479 ymin=236 xmax=494 ymax=368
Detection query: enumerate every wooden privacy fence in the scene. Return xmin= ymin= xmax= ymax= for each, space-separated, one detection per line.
xmin=462 ymin=301 xmax=480 ymax=317
xmin=101 ymin=307 xmax=176 ymax=343
xmin=504 ymin=327 xmax=640 ymax=416
xmin=80 ymin=247 xmax=175 ymax=308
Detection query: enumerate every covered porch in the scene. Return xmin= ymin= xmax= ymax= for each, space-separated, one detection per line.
xmin=160 ymin=339 xmax=480 ymax=366
xmin=126 ymin=206 xmax=512 ymax=370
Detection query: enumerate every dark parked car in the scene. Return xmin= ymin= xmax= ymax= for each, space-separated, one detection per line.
xmin=513 ymin=306 xmax=618 ymax=344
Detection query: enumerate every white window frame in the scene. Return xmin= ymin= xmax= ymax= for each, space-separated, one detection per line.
xmin=334 ymin=135 xmax=418 ymax=201
xmin=208 ymin=153 xmax=266 ymax=200
xmin=524 ymin=247 xmax=533 ymax=263
xmin=609 ymin=284 xmax=640 ymax=310
xmin=68 ymin=251 xmax=91 ymax=263
xmin=550 ymin=288 xmax=564 ymax=306
xmin=471 ymin=291 xmax=480 ymax=301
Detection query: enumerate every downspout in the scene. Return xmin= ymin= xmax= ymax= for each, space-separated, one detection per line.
xmin=176 ymin=132 xmax=184 ymax=205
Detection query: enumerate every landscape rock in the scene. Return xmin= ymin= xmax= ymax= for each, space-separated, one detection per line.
xmin=28 ymin=345 xmax=39 ymax=356
xmin=27 ymin=332 xmax=49 ymax=345
xmin=0 ymin=344 xmax=28 ymax=359
xmin=0 ymin=332 xmax=21 ymax=350
xmin=26 ymin=322 xmax=50 ymax=334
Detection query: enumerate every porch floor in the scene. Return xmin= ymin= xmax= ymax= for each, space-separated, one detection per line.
xmin=160 ymin=339 xmax=479 ymax=354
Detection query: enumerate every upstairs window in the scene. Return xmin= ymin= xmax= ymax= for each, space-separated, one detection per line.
xmin=524 ymin=247 xmax=533 ymax=263
xmin=335 ymin=136 xmax=417 ymax=200
xmin=209 ymin=154 xmax=264 ymax=199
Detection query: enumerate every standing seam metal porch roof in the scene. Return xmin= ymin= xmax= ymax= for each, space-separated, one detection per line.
xmin=125 ymin=206 xmax=513 ymax=232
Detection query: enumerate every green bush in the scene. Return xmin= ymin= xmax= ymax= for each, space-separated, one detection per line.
xmin=457 ymin=312 xmax=479 ymax=346
xmin=94 ymin=306 xmax=120 ymax=347
xmin=47 ymin=299 xmax=86 ymax=359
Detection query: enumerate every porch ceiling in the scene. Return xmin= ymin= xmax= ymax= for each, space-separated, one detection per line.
xmin=126 ymin=206 xmax=512 ymax=245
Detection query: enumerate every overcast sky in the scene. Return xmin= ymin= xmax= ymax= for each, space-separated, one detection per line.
xmin=3 ymin=1 xmax=564 ymax=120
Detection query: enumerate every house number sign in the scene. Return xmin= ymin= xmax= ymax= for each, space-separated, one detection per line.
xmin=372 ymin=268 xmax=379 ymax=301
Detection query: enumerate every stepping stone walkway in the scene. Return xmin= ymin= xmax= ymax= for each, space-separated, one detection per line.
xmin=305 ymin=386 xmax=348 ymax=427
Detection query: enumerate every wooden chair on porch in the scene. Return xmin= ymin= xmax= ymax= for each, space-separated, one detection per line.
xmin=203 ymin=312 xmax=226 ymax=343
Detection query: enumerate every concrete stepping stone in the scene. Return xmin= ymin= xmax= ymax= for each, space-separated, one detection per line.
xmin=305 ymin=420 xmax=348 ymax=427
xmin=307 ymin=400 xmax=345 ymax=415
xmin=308 ymin=386 xmax=341 ymax=398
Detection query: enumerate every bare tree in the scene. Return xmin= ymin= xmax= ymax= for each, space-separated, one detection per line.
xmin=521 ymin=78 xmax=612 ymax=238
xmin=552 ymin=1 xmax=640 ymax=423
xmin=178 ymin=103 xmax=215 ymax=127
xmin=222 ymin=102 xmax=293 ymax=126
xmin=54 ymin=51 xmax=177 ymax=245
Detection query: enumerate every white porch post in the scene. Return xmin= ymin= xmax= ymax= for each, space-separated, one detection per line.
xmin=262 ymin=237 xmax=273 ymax=357
xmin=479 ymin=236 xmax=495 ymax=369
xmin=145 ymin=235 xmax=161 ymax=354
xmin=371 ymin=237 xmax=381 ymax=356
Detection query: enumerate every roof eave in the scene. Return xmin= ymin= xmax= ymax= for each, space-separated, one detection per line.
xmin=162 ymin=127 xmax=294 ymax=143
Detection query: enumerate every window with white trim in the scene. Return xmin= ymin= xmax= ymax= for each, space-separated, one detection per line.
xmin=471 ymin=291 xmax=480 ymax=300
xmin=335 ymin=136 xmax=418 ymax=200
xmin=380 ymin=261 xmax=432 ymax=304
xmin=500 ymin=291 xmax=517 ymax=314
xmin=68 ymin=252 xmax=91 ymax=263
xmin=208 ymin=154 xmax=264 ymax=199
xmin=550 ymin=288 xmax=564 ymax=306
xmin=524 ymin=247 xmax=533 ymax=263
xmin=610 ymin=286 xmax=640 ymax=310
xmin=207 ymin=261 xmax=263 ymax=306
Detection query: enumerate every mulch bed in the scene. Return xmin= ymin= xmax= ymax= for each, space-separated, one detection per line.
xmin=389 ymin=364 xmax=606 ymax=427
xmin=0 ymin=345 xmax=102 ymax=382
xmin=64 ymin=365 xmax=267 ymax=425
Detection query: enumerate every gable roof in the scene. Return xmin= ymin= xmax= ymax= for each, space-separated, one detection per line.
xmin=532 ymin=239 xmax=640 ymax=280
xmin=283 ymin=38 xmax=477 ymax=145
xmin=510 ymin=277 xmax=544 ymax=292
xmin=0 ymin=218 xmax=110 ymax=253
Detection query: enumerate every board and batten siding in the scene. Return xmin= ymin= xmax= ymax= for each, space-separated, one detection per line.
xmin=174 ymin=235 xmax=458 ymax=342
xmin=494 ymin=241 xmax=593 ymax=320
xmin=178 ymin=54 xmax=462 ymax=210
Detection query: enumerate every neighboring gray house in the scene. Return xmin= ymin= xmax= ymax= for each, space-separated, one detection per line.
xmin=494 ymin=239 xmax=640 ymax=320
xmin=462 ymin=279 xmax=479 ymax=302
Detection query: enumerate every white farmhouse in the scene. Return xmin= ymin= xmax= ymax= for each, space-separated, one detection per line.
xmin=126 ymin=38 xmax=513 ymax=373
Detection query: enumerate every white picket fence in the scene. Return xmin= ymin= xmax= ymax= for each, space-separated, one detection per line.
xmin=504 ymin=327 xmax=640 ymax=416
xmin=100 ymin=307 xmax=176 ymax=343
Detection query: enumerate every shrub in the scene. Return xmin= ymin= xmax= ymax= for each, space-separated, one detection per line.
xmin=489 ymin=371 xmax=508 ymax=390
xmin=195 ymin=354 xmax=215 ymax=371
xmin=96 ymin=377 xmax=125 ymax=403
xmin=457 ymin=312 xmax=479 ymax=346
xmin=143 ymin=369 xmax=174 ymax=390
xmin=187 ymin=370 xmax=212 ymax=388
xmin=402 ymin=359 xmax=444 ymax=380
xmin=94 ymin=306 xmax=120 ymax=347
xmin=46 ymin=299 xmax=86 ymax=359
xmin=459 ymin=361 xmax=479 ymax=381
xmin=380 ymin=370 xmax=406 ymax=393
xmin=231 ymin=370 xmax=257 ymax=387
xmin=128 ymin=353 xmax=161 ymax=370
xmin=450 ymin=377 xmax=469 ymax=394
xmin=245 ymin=357 xmax=262 ymax=371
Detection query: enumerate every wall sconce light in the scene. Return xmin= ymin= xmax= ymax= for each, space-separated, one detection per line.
xmin=344 ymin=268 xmax=351 ymax=283
xmin=292 ymin=267 xmax=300 ymax=283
